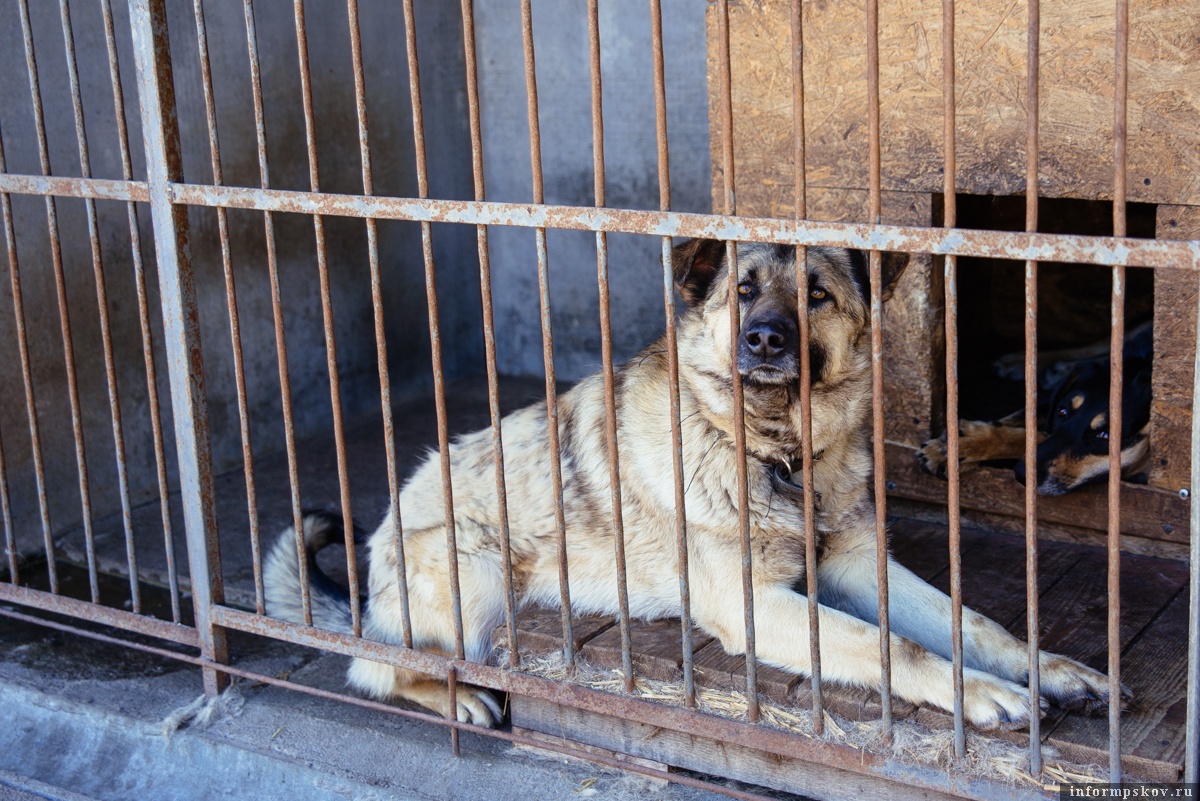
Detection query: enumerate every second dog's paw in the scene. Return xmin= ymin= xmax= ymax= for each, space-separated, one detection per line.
xmin=917 ymin=436 xmax=950 ymax=480
xmin=1039 ymin=654 xmax=1131 ymax=716
xmin=456 ymin=686 xmax=506 ymax=727
xmin=963 ymin=670 xmax=1044 ymax=731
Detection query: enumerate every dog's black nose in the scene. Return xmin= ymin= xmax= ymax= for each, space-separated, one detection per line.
xmin=744 ymin=317 xmax=791 ymax=358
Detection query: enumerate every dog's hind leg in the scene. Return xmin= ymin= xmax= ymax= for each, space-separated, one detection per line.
xmin=347 ymin=522 xmax=507 ymax=725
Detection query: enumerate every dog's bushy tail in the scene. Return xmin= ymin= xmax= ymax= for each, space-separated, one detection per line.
xmin=263 ymin=510 xmax=363 ymax=633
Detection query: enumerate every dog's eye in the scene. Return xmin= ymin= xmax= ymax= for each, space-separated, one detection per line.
xmin=1056 ymin=407 xmax=1069 ymax=417
xmin=737 ymin=281 xmax=753 ymax=295
xmin=1097 ymin=430 xmax=1109 ymax=440
xmin=810 ymin=288 xmax=827 ymax=301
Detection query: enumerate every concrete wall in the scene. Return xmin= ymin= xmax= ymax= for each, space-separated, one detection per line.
xmin=0 ymin=0 xmax=708 ymax=554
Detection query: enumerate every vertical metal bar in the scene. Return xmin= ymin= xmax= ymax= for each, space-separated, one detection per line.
xmin=292 ymin=0 xmax=361 ymax=637
xmin=347 ymin=0 xmax=413 ymax=648
xmin=1024 ymin=0 xmax=1043 ymax=774
xmin=101 ymin=0 xmax=180 ymax=623
xmin=128 ymin=0 xmax=229 ymax=694
xmin=587 ymin=0 xmax=633 ymax=694
xmin=865 ymin=0 xmax=892 ymax=744
xmin=59 ymin=0 xmax=141 ymax=613
xmin=400 ymin=0 xmax=464 ymax=659
xmin=192 ymin=0 xmax=263 ymax=616
xmin=447 ymin=665 xmax=460 ymax=756
xmin=520 ymin=0 xmax=574 ymax=670
xmin=0 ymin=123 xmax=52 ymax=591
xmin=0 ymin=420 xmax=14 ymax=584
xmin=241 ymin=0 xmax=311 ymax=625
xmin=459 ymin=0 xmax=514 ymax=666
xmin=716 ymin=0 xmax=758 ymax=723
xmin=649 ymin=0 xmax=693 ymax=707
xmin=1108 ymin=0 xmax=1129 ymax=780
xmin=790 ymin=0 xmax=823 ymax=734
xmin=18 ymin=0 xmax=98 ymax=602
xmin=941 ymin=0 xmax=965 ymax=760
xmin=1187 ymin=264 xmax=1200 ymax=783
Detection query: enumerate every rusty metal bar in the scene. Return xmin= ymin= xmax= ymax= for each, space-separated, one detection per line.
xmin=0 ymin=581 xmax=198 ymax=645
xmin=18 ymin=0 xmax=98 ymax=602
xmin=458 ymin=0 xmax=515 ymax=666
xmin=447 ymin=665 xmax=460 ymax=756
xmin=400 ymin=0 xmax=464 ymax=659
xmin=191 ymin=0 xmax=263 ymax=616
xmin=791 ymin=0 xmax=823 ymax=734
xmin=0 ymin=174 xmax=148 ymax=201
xmin=142 ymin=182 xmax=1200 ymax=269
xmin=102 ymin=0 xmax=180 ymax=623
xmin=865 ymin=0 xmax=893 ymax=743
xmin=1024 ymin=0 xmax=1043 ymax=774
xmin=59 ymin=0 xmax=141 ymax=613
xmin=1108 ymin=0 xmax=1129 ymax=780
xmin=520 ymin=0 xmax=574 ymax=669
xmin=129 ymin=0 xmax=229 ymax=695
xmin=648 ymin=0 xmax=693 ymax=707
xmin=241 ymin=0 xmax=311 ymax=626
xmin=291 ymin=0 xmax=362 ymax=637
xmin=587 ymin=0 xmax=633 ymax=693
xmin=1187 ymin=259 xmax=1200 ymax=783
xmin=0 ymin=123 xmax=54 ymax=592
xmin=717 ymin=0 xmax=759 ymax=723
xmin=0 ymin=422 xmax=13 ymax=583
xmin=942 ymin=0 xmax=965 ymax=760
xmin=347 ymin=0 xmax=413 ymax=648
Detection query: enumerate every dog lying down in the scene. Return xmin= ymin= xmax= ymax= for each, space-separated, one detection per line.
xmin=918 ymin=320 xmax=1152 ymax=495
xmin=265 ymin=239 xmax=1125 ymax=728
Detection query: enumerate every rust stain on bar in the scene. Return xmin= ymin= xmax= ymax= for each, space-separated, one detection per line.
xmin=193 ymin=0 xmax=263 ymax=616
xmin=521 ymin=0 xmax=574 ymax=669
xmin=401 ymin=0 xmax=464 ymax=659
xmin=162 ymin=182 xmax=1200 ymax=269
xmin=1024 ymin=0 xmax=1043 ymax=774
xmin=292 ymin=0 xmax=361 ymax=637
xmin=241 ymin=0 xmax=311 ymax=626
xmin=60 ymin=0 xmax=141 ymax=614
xmin=791 ymin=0 xmax=823 ymax=734
xmin=0 ymin=123 xmax=55 ymax=593
xmin=942 ymin=0 xmax=965 ymax=760
xmin=0 ymin=583 xmax=199 ymax=646
xmin=18 ymin=0 xmax=98 ymax=602
xmin=0 ymin=174 xmax=149 ymax=202
xmin=649 ymin=0 xmax=694 ymax=708
xmin=348 ymin=0 xmax=413 ymax=648
xmin=459 ymin=0 xmax=515 ymax=667
xmin=588 ymin=0 xmax=633 ymax=694
xmin=103 ymin=0 xmax=180 ymax=623
xmin=717 ymin=0 xmax=759 ymax=723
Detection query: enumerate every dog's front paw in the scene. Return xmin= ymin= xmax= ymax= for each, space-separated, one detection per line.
xmin=455 ymin=686 xmax=505 ymax=726
xmin=963 ymin=670 xmax=1045 ymax=731
xmin=917 ymin=435 xmax=950 ymax=480
xmin=1039 ymin=654 xmax=1131 ymax=716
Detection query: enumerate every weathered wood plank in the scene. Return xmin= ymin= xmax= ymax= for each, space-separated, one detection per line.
xmin=1149 ymin=205 xmax=1200 ymax=492
xmin=885 ymin=442 xmax=1190 ymax=544
xmin=579 ymin=619 xmax=715 ymax=683
xmin=510 ymin=695 xmax=1030 ymax=801
xmin=706 ymin=0 xmax=1200 ymax=210
xmin=493 ymin=607 xmax=615 ymax=658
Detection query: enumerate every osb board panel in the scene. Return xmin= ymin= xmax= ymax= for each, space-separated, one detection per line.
xmin=1149 ymin=206 xmax=1200 ymax=491
xmin=706 ymin=0 xmax=1200 ymax=208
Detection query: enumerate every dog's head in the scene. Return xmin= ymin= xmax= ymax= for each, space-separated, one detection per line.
xmin=1015 ymin=356 xmax=1152 ymax=495
xmin=671 ymin=239 xmax=907 ymax=461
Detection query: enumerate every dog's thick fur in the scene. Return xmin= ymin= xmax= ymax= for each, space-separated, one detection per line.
xmin=265 ymin=240 xmax=1122 ymax=728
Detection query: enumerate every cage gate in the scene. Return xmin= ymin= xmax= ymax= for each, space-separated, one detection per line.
xmin=0 ymin=1 xmax=1197 ymax=800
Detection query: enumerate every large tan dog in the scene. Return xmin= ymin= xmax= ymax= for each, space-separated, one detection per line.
xmin=265 ymin=239 xmax=1122 ymax=728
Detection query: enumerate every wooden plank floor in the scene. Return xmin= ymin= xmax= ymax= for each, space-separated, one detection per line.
xmin=497 ymin=517 xmax=1191 ymax=782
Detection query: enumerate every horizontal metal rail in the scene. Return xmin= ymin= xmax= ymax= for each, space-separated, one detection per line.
xmin=0 ymin=174 xmax=148 ymax=202
xmin=0 ymin=582 xmax=198 ymax=646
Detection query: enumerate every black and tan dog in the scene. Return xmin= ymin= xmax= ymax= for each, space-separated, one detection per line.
xmin=265 ymin=240 xmax=1121 ymax=729
xmin=918 ymin=321 xmax=1152 ymax=495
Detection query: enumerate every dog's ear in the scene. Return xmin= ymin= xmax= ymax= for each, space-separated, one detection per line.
xmin=672 ymin=238 xmax=726 ymax=305
xmin=851 ymin=250 xmax=911 ymax=305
